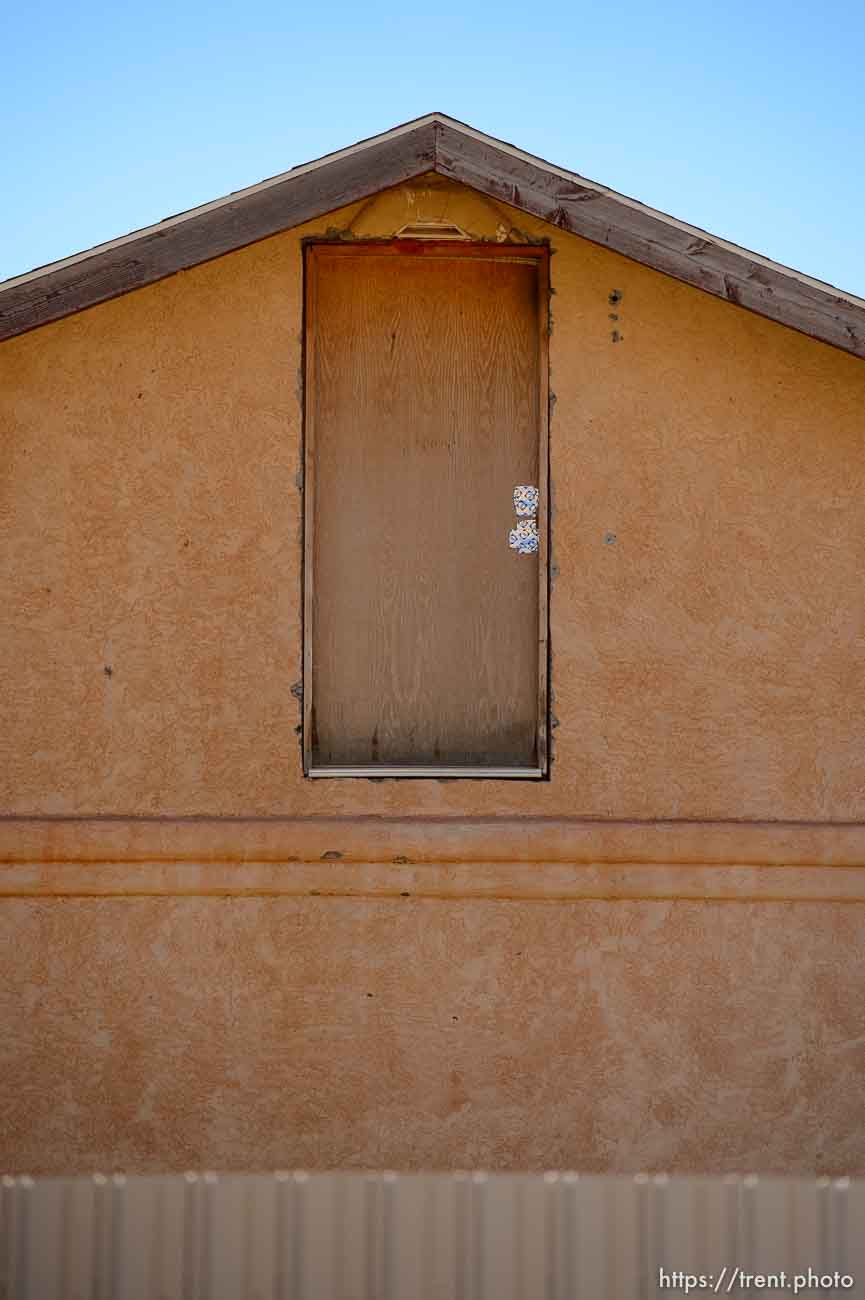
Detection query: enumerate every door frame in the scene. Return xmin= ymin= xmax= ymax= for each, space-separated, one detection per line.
xmin=301 ymin=239 xmax=550 ymax=778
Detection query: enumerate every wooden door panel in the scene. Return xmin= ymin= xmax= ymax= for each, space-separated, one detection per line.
xmin=305 ymin=243 xmax=547 ymax=774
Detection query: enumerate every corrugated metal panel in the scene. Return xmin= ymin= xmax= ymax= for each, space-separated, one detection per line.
xmin=1 ymin=1172 xmax=861 ymax=1299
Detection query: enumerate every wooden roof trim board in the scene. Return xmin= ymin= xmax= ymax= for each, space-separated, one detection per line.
xmin=2 ymin=111 xmax=864 ymax=356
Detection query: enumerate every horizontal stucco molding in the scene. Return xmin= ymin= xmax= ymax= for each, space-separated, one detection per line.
xmin=5 ymin=815 xmax=865 ymax=869
xmin=3 ymin=857 xmax=865 ymax=902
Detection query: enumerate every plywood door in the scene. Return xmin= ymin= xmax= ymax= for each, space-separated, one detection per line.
xmin=304 ymin=243 xmax=548 ymax=774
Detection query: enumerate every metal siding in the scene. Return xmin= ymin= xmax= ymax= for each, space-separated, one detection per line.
xmin=2 ymin=1172 xmax=862 ymax=1299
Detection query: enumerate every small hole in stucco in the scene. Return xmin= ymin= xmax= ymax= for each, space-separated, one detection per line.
xmin=321 ymin=850 xmax=342 ymax=861
xmin=451 ymin=1016 xmax=459 ymax=1022
xmin=400 ymin=891 xmax=410 ymax=897
xmin=103 ymin=666 xmax=113 ymax=677
xmin=609 ymin=289 xmax=623 ymax=305
xmin=366 ymin=992 xmax=374 ymax=998
xmin=393 ymin=856 xmax=410 ymax=864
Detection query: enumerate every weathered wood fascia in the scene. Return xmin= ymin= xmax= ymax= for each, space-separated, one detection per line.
xmin=432 ymin=121 xmax=865 ymax=360
xmin=2 ymin=112 xmax=865 ymax=359
xmin=0 ymin=121 xmax=438 ymax=342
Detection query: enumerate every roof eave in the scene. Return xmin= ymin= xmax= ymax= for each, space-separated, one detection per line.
xmin=1 ymin=112 xmax=864 ymax=359
xmin=0 ymin=118 xmax=438 ymax=343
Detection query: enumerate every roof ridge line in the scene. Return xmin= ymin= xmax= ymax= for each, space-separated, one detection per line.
xmin=1 ymin=114 xmax=863 ymax=357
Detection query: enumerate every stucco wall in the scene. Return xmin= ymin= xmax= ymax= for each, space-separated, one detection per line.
xmin=4 ymin=176 xmax=865 ymax=821
xmin=2 ymin=897 xmax=862 ymax=1175
xmin=2 ymin=177 xmax=864 ymax=1174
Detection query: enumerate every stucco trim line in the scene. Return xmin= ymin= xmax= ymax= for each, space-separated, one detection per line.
xmin=5 ymin=818 xmax=865 ymax=868
xmin=3 ymin=860 xmax=865 ymax=902
xmin=2 ymin=114 xmax=865 ymax=357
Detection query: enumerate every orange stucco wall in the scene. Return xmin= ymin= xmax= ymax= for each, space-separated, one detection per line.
xmin=2 ymin=176 xmax=864 ymax=1174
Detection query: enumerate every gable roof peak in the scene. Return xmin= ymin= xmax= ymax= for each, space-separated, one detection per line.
xmin=1 ymin=113 xmax=864 ymax=358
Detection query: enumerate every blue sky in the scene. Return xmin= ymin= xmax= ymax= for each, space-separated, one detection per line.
xmin=3 ymin=0 xmax=864 ymax=294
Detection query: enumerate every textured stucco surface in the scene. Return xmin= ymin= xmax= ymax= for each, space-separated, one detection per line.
xmin=2 ymin=896 xmax=864 ymax=1176
xmin=2 ymin=176 xmax=865 ymax=1175
xmin=3 ymin=177 xmax=865 ymax=820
